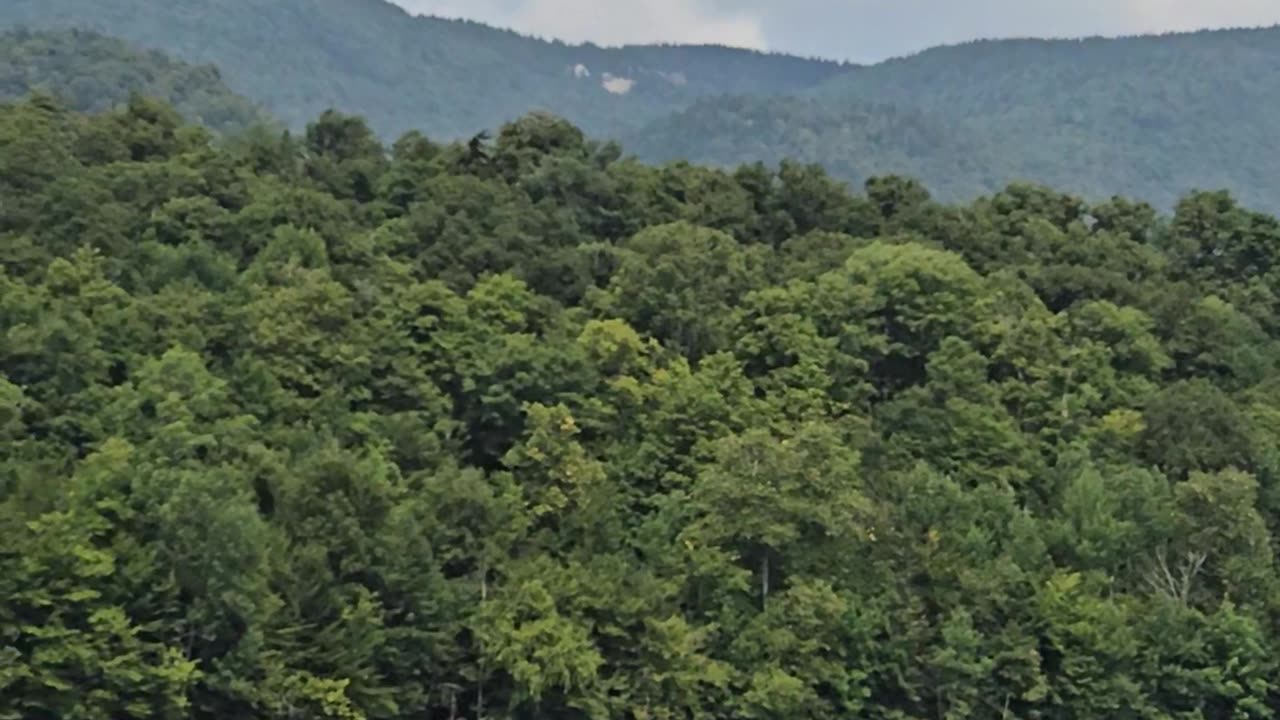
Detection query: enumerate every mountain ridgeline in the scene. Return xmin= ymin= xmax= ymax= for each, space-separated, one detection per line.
xmin=0 ymin=0 xmax=846 ymax=140
xmin=6 ymin=90 xmax=1280 ymax=719
xmin=631 ymin=28 xmax=1280 ymax=210
xmin=4 ymin=0 xmax=1280 ymax=209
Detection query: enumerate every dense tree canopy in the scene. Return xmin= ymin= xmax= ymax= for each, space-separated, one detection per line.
xmin=5 ymin=94 xmax=1280 ymax=719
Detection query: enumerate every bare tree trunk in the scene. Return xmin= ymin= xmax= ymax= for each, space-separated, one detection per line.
xmin=1144 ymin=545 xmax=1208 ymax=605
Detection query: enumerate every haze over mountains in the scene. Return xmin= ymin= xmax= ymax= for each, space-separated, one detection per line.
xmin=1 ymin=0 xmax=845 ymax=140
xmin=629 ymin=28 xmax=1280 ymax=209
xmin=4 ymin=0 xmax=1279 ymax=209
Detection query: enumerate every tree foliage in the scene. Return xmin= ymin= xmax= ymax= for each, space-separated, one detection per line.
xmin=3 ymin=95 xmax=1280 ymax=718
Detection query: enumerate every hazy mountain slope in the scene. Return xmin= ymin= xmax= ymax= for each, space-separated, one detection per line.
xmin=631 ymin=26 xmax=1280 ymax=210
xmin=0 ymin=0 xmax=845 ymax=139
xmin=0 ymin=28 xmax=267 ymax=132
xmin=812 ymin=27 xmax=1280 ymax=207
xmin=7 ymin=0 xmax=1278 ymax=210
xmin=624 ymin=95 xmax=1010 ymax=201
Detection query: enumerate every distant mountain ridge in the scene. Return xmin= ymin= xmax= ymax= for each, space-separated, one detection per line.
xmin=632 ymin=25 xmax=1280 ymax=210
xmin=4 ymin=0 xmax=1280 ymax=210
xmin=0 ymin=0 xmax=845 ymax=139
xmin=621 ymin=95 xmax=1007 ymax=203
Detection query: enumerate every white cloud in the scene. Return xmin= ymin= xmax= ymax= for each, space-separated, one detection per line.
xmin=601 ymin=73 xmax=636 ymax=94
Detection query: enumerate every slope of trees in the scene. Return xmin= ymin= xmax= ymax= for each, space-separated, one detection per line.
xmin=0 ymin=0 xmax=845 ymax=139
xmin=0 ymin=28 xmax=267 ymax=133
xmin=623 ymin=94 xmax=1008 ymax=202
xmin=5 ymin=94 xmax=1280 ymax=718
xmin=631 ymin=26 xmax=1280 ymax=211
xmin=8 ymin=0 xmax=1279 ymax=210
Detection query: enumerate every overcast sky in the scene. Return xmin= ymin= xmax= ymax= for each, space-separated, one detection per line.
xmin=393 ymin=0 xmax=1280 ymax=62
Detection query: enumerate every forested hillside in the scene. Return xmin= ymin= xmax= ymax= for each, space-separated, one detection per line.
xmin=6 ymin=94 xmax=1280 ymax=718
xmin=6 ymin=0 xmax=1279 ymax=208
xmin=623 ymin=94 xmax=1007 ymax=202
xmin=636 ymin=26 xmax=1280 ymax=210
xmin=0 ymin=28 xmax=267 ymax=133
xmin=824 ymin=27 xmax=1280 ymax=209
xmin=0 ymin=0 xmax=844 ymax=139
